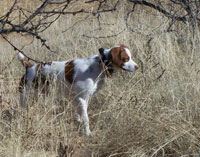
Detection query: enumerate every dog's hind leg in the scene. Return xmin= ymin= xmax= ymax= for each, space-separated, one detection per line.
xmin=19 ymin=74 xmax=36 ymax=108
xmin=19 ymin=75 xmax=27 ymax=108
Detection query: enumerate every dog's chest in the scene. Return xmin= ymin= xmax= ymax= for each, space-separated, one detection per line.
xmin=73 ymin=57 xmax=102 ymax=79
xmin=72 ymin=57 xmax=105 ymax=94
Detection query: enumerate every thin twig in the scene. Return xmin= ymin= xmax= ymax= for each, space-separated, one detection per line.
xmin=0 ymin=33 xmax=43 ymax=64
xmin=128 ymin=0 xmax=187 ymax=22
xmin=83 ymin=28 xmax=126 ymax=39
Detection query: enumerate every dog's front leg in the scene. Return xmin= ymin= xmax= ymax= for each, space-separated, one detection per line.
xmin=76 ymin=97 xmax=92 ymax=136
xmin=19 ymin=90 xmax=27 ymax=108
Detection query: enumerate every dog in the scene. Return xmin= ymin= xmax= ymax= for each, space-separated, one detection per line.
xmin=18 ymin=45 xmax=139 ymax=136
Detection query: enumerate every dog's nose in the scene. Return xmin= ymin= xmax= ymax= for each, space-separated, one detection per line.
xmin=135 ymin=64 xmax=139 ymax=70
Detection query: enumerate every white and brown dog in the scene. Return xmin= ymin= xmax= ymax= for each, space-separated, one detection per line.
xmin=18 ymin=45 xmax=139 ymax=136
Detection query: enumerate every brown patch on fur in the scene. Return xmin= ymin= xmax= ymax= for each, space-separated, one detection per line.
xmin=19 ymin=63 xmax=50 ymax=94
xmin=32 ymin=63 xmax=42 ymax=90
xmin=20 ymin=57 xmax=34 ymax=68
xmin=32 ymin=76 xmax=49 ymax=94
xmin=110 ymin=46 xmax=130 ymax=68
xmin=33 ymin=63 xmax=49 ymax=94
xmin=65 ymin=61 xmax=74 ymax=84
xmin=120 ymin=44 xmax=129 ymax=48
xmin=36 ymin=63 xmax=42 ymax=72
xmin=19 ymin=74 xmax=27 ymax=93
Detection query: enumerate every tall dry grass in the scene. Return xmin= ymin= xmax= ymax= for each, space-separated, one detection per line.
xmin=0 ymin=1 xmax=200 ymax=157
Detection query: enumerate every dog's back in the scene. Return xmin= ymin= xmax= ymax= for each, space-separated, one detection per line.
xmin=17 ymin=45 xmax=139 ymax=136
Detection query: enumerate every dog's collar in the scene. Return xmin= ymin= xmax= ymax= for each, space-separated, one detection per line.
xmin=99 ymin=48 xmax=114 ymax=77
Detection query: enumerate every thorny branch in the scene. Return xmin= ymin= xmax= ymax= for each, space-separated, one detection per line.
xmin=0 ymin=34 xmax=44 ymax=64
xmin=0 ymin=0 xmax=120 ymax=57
xmin=127 ymin=0 xmax=200 ymax=23
xmin=0 ymin=0 xmax=199 ymax=62
xmin=126 ymin=0 xmax=199 ymax=38
xmin=82 ymin=28 xmax=126 ymax=39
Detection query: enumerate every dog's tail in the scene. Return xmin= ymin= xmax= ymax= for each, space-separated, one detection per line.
xmin=18 ymin=52 xmax=33 ymax=68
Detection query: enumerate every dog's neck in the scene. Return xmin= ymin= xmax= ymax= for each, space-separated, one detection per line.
xmin=102 ymin=48 xmax=112 ymax=58
xmin=99 ymin=48 xmax=114 ymax=77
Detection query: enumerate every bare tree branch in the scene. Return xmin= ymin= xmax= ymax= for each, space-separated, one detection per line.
xmin=21 ymin=0 xmax=54 ymax=27
xmin=82 ymin=28 xmax=126 ymax=39
xmin=0 ymin=0 xmax=198 ymax=60
xmin=128 ymin=0 xmax=188 ymax=22
xmin=0 ymin=34 xmax=44 ymax=64
xmin=0 ymin=0 xmax=120 ymax=54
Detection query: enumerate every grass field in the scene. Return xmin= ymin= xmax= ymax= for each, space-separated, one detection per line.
xmin=0 ymin=1 xmax=200 ymax=156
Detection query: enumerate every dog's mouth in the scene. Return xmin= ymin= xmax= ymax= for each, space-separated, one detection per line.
xmin=121 ymin=64 xmax=139 ymax=72
xmin=121 ymin=68 xmax=133 ymax=72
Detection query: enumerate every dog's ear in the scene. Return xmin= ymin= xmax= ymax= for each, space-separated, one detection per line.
xmin=99 ymin=48 xmax=104 ymax=56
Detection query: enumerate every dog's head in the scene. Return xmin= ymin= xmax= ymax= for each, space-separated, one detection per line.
xmin=99 ymin=45 xmax=139 ymax=72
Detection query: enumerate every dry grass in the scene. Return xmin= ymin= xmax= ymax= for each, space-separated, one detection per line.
xmin=1 ymin=1 xmax=200 ymax=157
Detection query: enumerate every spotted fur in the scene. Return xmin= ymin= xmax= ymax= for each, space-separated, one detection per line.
xmin=65 ymin=61 xmax=74 ymax=84
xmin=18 ymin=45 xmax=139 ymax=136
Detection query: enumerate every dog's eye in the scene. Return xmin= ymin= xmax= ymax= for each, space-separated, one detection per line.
xmin=123 ymin=57 xmax=129 ymax=62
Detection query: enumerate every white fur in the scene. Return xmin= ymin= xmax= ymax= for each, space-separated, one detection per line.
xmin=18 ymin=46 xmax=138 ymax=136
xmin=18 ymin=52 xmax=25 ymax=61
xmin=122 ymin=48 xmax=138 ymax=72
